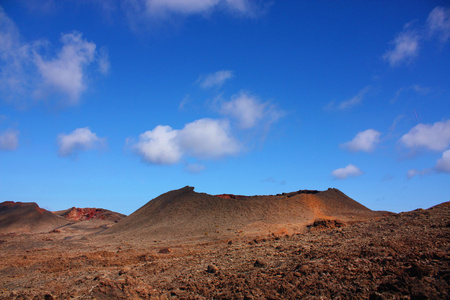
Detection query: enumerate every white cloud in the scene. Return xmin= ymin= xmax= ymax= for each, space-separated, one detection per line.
xmin=131 ymin=118 xmax=240 ymax=165
xmin=34 ymin=32 xmax=96 ymax=104
xmin=57 ymin=127 xmax=106 ymax=157
xmin=332 ymin=164 xmax=363 ymax=180
xmin=143 ymin=0 xmax=257 ymax=17
xmin=341 ymin=129 xmax=381 ymax=152
xmin=384 ymin=6 xmax=450 ymax=67
xmin=198 ymin=70 xmax=233 ymax=89
xmin=220 ymin=91 xmax=283 ymax=129
xmin=427 ymin=6 xmax=450 ymax=43
xmin=326 ymin=86 xmax=371 ymax=111
xmin=400 ymin=120 xmax=450 ymax=152
xmin=0 ymin=129 xmax=19 ymax=151
xmin=436 ymin=150 xmax=450 ymax=173
xmin=132 ymin=125 xmax=181 ymax=165
xmin=384 ymin=30 xmax=420 ymax=67
xmin=179 ymin=118 xmax=239 ymax=158
xmin=0 ymin=8 xmax=108 ymax=106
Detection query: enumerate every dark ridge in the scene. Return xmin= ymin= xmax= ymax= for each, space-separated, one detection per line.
xmin=215 ymin=194 xmax=247 ymax=199
xmin=279 ymin=190 xmax=321 ymax=198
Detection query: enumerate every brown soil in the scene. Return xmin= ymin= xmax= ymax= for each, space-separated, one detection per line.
xmin=0 ymin=189 xmax=448 ymax=299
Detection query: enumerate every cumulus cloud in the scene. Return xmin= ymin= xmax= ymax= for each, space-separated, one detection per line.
xmin=130 ymin=118 xmax=240 ymax=165
xmin=326 ymin=86 xmax=371 ymax=111
xmin=178 ymin=118 xmax=239 ymax=158
xmin=340 ymin=129 xmax=381 ymax=152
xmin=197 ymin=70 xmax=233 ymax=89
xmin=436 ymin=150 xmax=450 ymax=173
xmin=383 ymin=30 xmax=420 ymax=66
xmin=132 ymin=125 xmax=181 ymax=165
xmin=220 ymin=92 xmax=283 ymax=129
xmin=57 ymin=127 xmax=106 ymax=157
xmin=0 ymin=129 xmax=19 ymax=151
xmin=142 ymin=0 xmax=258 ymax=17
xmin=400 ymin=120 xmax=450 ymax=152
xmin=0 ymin=8 xmax=108 ymax=106
xmin=332 ymin=164 xmax=363 ymax=180
xmin=427 ymin=6 xmax=450 ymax=43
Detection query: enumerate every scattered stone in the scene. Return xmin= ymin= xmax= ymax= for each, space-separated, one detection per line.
xmin=254 ymin=259 xmax=266 ymax=268
xmin=206 ymin=265 xmax=219 ymax=273
xmin=158 ymin=248 xmax=171 ymax=254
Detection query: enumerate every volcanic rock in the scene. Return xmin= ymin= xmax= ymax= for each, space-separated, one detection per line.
xmin=54 ymin=207 xmax=126 ymax=222
xmin=104 ymin=186 xmax=385 ymax=242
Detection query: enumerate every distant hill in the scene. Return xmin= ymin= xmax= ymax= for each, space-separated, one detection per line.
xmin=105 ymin=186 xmax=386 ymax=241
xmin=0 ymin=201 xmax=67 ymax=234
xmin=53 ymin=207 xmax=126 ymax=222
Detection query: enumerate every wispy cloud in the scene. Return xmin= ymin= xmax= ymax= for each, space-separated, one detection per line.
xmin=407 ymin=168 xmax=432 ymax=179
xmin=34 ymin=32 xmax=97 ymax=104
xmin=198 ymin=70 xmax=233 ymax=89
xmin=142 ymin=0 xmax=259 ymax=18
xmin=261 ymin=177 xmax=286 ymax=185
xmin=184 ymin=163 xmax=205 ymax=174
xmin=130 ymin=118 xmax=240 ymax=165
xmin=340 ymin=129 xmax=381 ymax=153
xmin=0 ymin=8 xmax=108 ymax=107
xmin=427 ymin=6 xmax=450 ymax=43
xmin=383 ymin=29 xmax=420 ymax=67
xmin=326 ymin=86 xmax=371 ymax=111
xmin=0 ymin=129 xmax=19 ymax=151
xmin=220 ymin=91 xmax=283 ymax=129
xmin=331 ymin=164 xmax=363 ymax=180
xmin=57 ymin=127 xmax=106 ymax=158
xmin=436 ymin=149 xmax=450 ymax=173
xmin=384 ymin=6 xmax=450 ymax=67
xmin=390 ymin=84 xmax=430 ymax=103
xmin=400 ymin=120 xmax=450 ymax=152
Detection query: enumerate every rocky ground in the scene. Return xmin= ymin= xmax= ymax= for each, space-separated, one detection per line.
xmin=0 ymin=202 xmax=449 ymax=299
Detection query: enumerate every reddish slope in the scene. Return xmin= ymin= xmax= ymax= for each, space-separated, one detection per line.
xmin=53 ymin=207 xmax=126 ymax=222
xmin=106 ymin=186 xmax=384 ymax=241
xmin=0 ymin=201 xmax=67 ymax=234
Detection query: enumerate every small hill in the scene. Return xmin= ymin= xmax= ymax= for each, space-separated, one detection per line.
xmin=0 ymin=201 xmax=68 ymax=235
xmin=105 ymin=186 xmax=385 ymax=241
xmin=53 ymin=207 xmax=126 ymax=222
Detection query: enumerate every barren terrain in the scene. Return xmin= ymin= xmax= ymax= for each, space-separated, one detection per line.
xmin=0 ymin=188 xmax=448 ymax=299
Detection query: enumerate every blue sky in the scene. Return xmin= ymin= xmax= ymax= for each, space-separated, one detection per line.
xmin=0 ymin=0 xmax=449 ymax=215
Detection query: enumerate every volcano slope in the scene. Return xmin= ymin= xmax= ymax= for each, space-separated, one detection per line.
xmin=104 ymin=186 xmax=386 ymax=243
xmin=0 ymin=201 xmax=68 ymax=235
xmin=0 ymin=198 xmax=448 ymax=299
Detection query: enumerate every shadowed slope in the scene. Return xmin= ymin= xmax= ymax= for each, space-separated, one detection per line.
xmin=106 ymin=186 xmax=384 ymax=241
xmin=0 ymin=201 xmax=68 ymax=234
